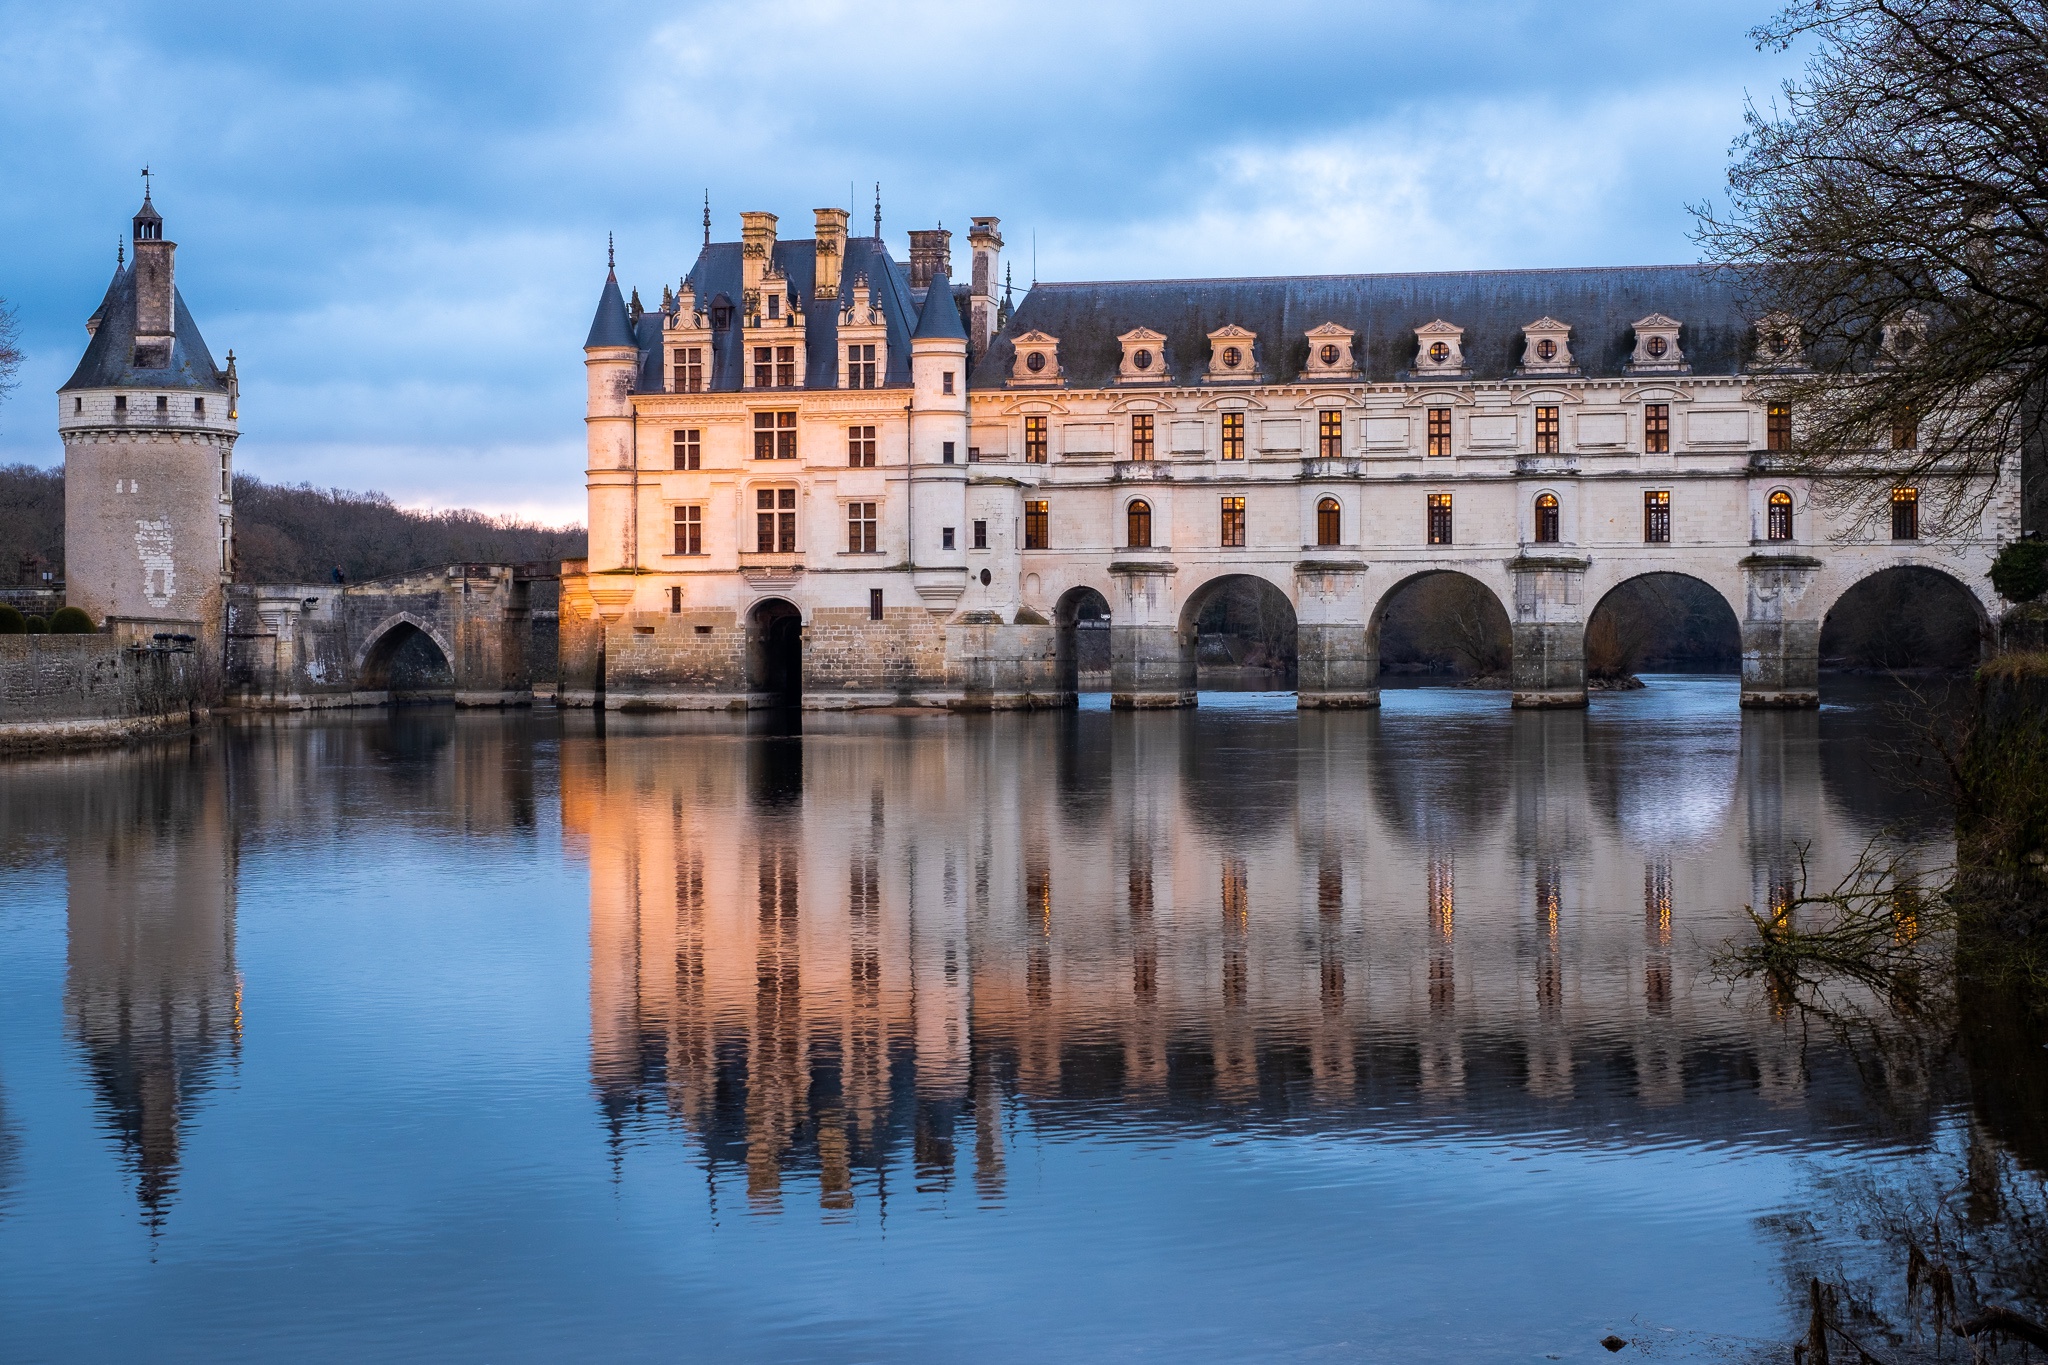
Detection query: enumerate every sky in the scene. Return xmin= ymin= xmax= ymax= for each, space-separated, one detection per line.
xmin=0 ymin=1 xmax=1805 ymax=526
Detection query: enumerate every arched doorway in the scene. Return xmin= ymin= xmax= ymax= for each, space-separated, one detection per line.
xmin=1179 ymin=574 xmax=1298 ymax=693
xmin=746 ymin=598 xmax=804 ymax=705
xmin=1820 ymin=565 xmax=1988 ymax=672
xmin=359 ymin=620 xmax=454 ymax=703
xmin=1053 ymin=585 xmax=1111 ymax=697
xmin=1583 ymin=573 xmax=1742 ymax=687
xmin=1371 ymin=571 xmax=1511 ymax=687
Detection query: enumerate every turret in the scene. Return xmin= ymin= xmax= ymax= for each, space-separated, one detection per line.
xmin=583 ymin=251 xmax=639 ymax=573
xmin=909 ymin=269 xmax=969 ymax=581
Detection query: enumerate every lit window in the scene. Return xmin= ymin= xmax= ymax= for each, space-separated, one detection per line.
xmin=1428 ymin=408 xmax=1451 ymax=457
xmin=1535 ymin=493 xmax=1559 ymax=544
xmin=1024 ymin=415 xmax=1047 ymax=464
xmin=1318 ymin=410 xmax=1342 ymax=458
xmin=847 ymin=501 xmax=877 ymax=553
xmin=848 ymin=425 xmax=876 ymax=468
xmin=1768 ymin=403 xmax=1792 ymax=452
xmin=1024 ymin=500 xmax=1049 ymax=550
xmin=1221 ymin=411 xmax=1245 ymax=461
xmin=674 ymin=347 xmax=703 ymax=392
xmin=673 ymin=505 xmax=703 ymax=555
xmin=847 ymin=343 xmax=876 ymax=389
xmin=1220 ymin=496 xmax=1246 ymax=548
xmin=1427 ymin=493 xmax=1453 ymax=546
xmin=776 ymin=346 xmax=796 ymax=388
xmin=1891 ymin=487 xmax=1919 ymax=540
xmin=1534 ymin=405 xmax=1560 ymax=455
xmin=1130 ymin=414 xmax=1154 ymax=462
xmin=753 ymin=411 xmax=796 ymax=459
xmin=973 ymin=519 xmax=987 ymax=550
xmin=1127 ymin=499 xmax=1153 ymax=548
xmin=756 ymin=487 xmax=797 ymax=552
xmin=1644 ymin=490 xmax=1671 ymax=543
xmin=1316 ymin=497 xmax=1341 ymax=547
xmin=673 ymin=429 xmax=701 ymax=470
xmin=1645 ymin=403 xmax=1670 ymax=454
xmin=1767 ymin=490 xmax=1793 ymax=541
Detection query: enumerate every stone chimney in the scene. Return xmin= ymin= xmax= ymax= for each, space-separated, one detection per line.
xmin=132 ymin=191 xmax=175 ymax=367
xmin=813 ymin=207 xmax=848 ymax=300
xmin=967 ymin=217 xmax=1002 ymax=361
xmin=908 ymin=227 xmax=952 ymax=291
xmin=740 ymin=211 xmax=778 ymax=315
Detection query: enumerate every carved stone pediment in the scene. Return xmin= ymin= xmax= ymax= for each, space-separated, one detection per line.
xmin=1116 ymin=327 xmax=1170 ymax=385
xmin=1412 ymin=319 xmax=1467 ymax=377
xmin=1205 ymin=324 xmax=1260 ymax=383
xmin=1518 ymin=317 xmax=1576 ymax=376
xmin=1009 ymin=329 xmax=1062 ymax=386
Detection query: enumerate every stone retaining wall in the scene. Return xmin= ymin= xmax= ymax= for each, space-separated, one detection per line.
xmin=0 ymin=632 xmax=202 ymax=752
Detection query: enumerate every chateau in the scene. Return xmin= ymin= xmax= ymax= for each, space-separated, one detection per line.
xmin=562 ymin=204 xmax=2014 ymax=711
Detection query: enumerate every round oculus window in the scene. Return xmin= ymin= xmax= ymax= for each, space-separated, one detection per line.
xmin=1025 ymin=350 xmax=1046 ymax=373
xmin=1537 ymin=338 xmax=1557 ymax=361
xmin=1646 ymin=336 xmax=1668 ymax=358
xmin=980 ymin=568 xmax=992 ymax=586
xmin=1133 ymin=349 xmax=1153 ymax=371
xmin=1320 ymin=344 xmax=1340 ymax=366
xmin=1222 ymin=346 xmax=1241 ymax=368
xmin=1429 ymin=341 xmax=1450 ymax=364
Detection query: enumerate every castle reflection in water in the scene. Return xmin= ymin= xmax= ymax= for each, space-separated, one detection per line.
xmin=568 ymin=691 xmax=1942 ymax=1214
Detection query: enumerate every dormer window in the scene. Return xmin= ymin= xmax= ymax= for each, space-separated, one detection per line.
xmin=767 ymin=293 xmax=779 ymax=319
xmin=838 ymin=275 xmax=887 ymax=391
xmin=1115 ymin=327 xmax=1169 ymax=384
xmin=1205 ymin=324 xmax=1259 ymax=383
xmin=1628 ymin=314 xmax=1687 ymax=373
xmin=1010 ymin=330 xmax=1062 ymax=386
xmin=1519 ymin=318 xmax=1575 ymax=375
xmin=1412 ymin=320 xmax=1467 ymax=376
xmin=1753 ymin=313 xmax=1804 ymax=370
xmin=1027 ymin=352 xmax=1045 ymax=372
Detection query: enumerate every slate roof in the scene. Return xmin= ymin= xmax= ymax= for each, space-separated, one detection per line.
xmin=60 ymin=265 xmax=228 ymax=394
xmin=585 ymin=269 xmax=635 ymax=349
xmin=911 ymin=267 xmax=966 ymax=341
xmin=654 ymin=236 xmax=923 ymax=390
xmin=969 ymin=263 xmax=1758 ymax=390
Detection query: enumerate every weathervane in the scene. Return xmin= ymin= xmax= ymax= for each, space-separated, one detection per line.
xmin=140 ymin=164 xmax=152 ymax=198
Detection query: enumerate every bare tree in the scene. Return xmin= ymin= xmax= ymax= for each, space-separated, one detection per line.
xmin=1692 ymin=0 xmax=2048 ymax=536
xmin=0 ymin=299 xmax=22 ymax=420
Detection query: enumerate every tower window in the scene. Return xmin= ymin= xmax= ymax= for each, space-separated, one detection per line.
xmin=973 ymin=519 xmax=987 ymax=550
xmin=847 ymin=501 xmax=877 ymax=553
xmin=756 ymin=487 xmax=797 ymax=552
xmin=1535 ymin=493 xmax=1560 ymax=543
xmin=1130 ymin=413 xmax=1154 ymax=462
xmin=1534 ymin=405 xmax=1560 ymax=455
xmin=1767 ymin=403 xmax=1792 ymax=452
xmin=1318 ymin=410 xmax=1342 ymax=458
xmin=1891 ymin=486 xmax=1919 ymax=540
xmin=1428 ymin=407 xmax=1451 ymax=457
xmin=1024 ymin=415 xmax=1047 ymax=463
xmin=156 ymin=395 xmax=168 ymax=414
xmin=847 ymin=343 xmax=876 ymax=389
xmin=1024 ymin=500 xmax=1049 ymax=550
xmin=194 ymin=398 xmax=205 ymax=417
xmin=1767 ymin=490 xmax=1793 ymax=541
xmin=673 ymin=429 xmax=701 ymax=470
xmin=1645 ymin=403 xmax=1670 ymax=453
xmin=673 ymin=505 xmax=703 ymax=555
xmin=1427 ymin=493 xmax=1453 ymax=546
xmin=73 ymin=397 xmax=82 ymax=414
xmin=753 ymin=410 xmax=797 ymax=459
xmin=848 ymin=425 xmax=876 ymax=468
xmin=1221 ymin=411 xmax=1244 ymax=460
xmin=673 ymin=347 xmax=703 ymax=392
xmin=1316 ymin=496 xmax=1341 ymax=547
xmin=1127 ymin=499 xmax=1153 ymax=548
xmin=942 ymin=371 xmax=955 ymax=395
xmin=1644 ymin=490 xmax=1671 ymax=543
xmin=943 ymin=441 xmax=955 ymax=464
xmin=1220 ymin=496 xmax=1246 ymax=548
xmin=941 ymin=526 xmax=956 ymax=551
xmin=114 ymin=396 xmax=126 ymax=414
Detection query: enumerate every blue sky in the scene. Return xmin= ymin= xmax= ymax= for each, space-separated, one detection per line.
xmin=0 ymin=1 xmax=1801 ymax=525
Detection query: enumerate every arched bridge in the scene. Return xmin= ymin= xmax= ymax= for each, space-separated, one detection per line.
xmin=227 ymin=563 xmax=554 ymax=707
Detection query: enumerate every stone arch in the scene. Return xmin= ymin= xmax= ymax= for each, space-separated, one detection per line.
xmin=1817 ymin=562 xmax=1991 ymax=670
xmin=1583 ymin=571 xmax=1744 ymax=680
xmin=356 ymin=613 xmax=456 ymax=699
xmin=1053 ymin=584 xmax=1112 ymax=694
xmin=1178 ymin=571 xmax=1301 ymax=690
xmin=745 ymin=597 xmax=804 ymax=703
xmin=1367 ymin=569 xmax=1514 ymax=683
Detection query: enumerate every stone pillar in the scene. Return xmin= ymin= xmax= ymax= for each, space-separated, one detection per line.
xmin=1109 ymin=561 xmax=1192 ymax=708
xmin=1741 ymin=554 xmax=1821 ymax=708
xmin=1510 ymin=556 xmax=1588 ymax=708
xmin=1294 ymin=560 xmax=1377 ymax=707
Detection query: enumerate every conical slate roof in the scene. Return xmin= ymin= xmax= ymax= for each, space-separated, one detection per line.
xmin=585 ymin=270 xmax=635 ymax=349
xmin=60 ymin=265 xmax=227 ymax=393
xmin=911 ymin=268 xmax=966 ymax=341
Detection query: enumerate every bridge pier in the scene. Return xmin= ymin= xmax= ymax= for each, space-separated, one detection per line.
xmin=1109 ymin=561 xmax=1193 ymax=709
xmin=1510 ymin=556 xmax=1588 ymax=709
xmin=1740 ymin=554 xmax=1822 ymax=708
xmin=1296 ymin=561 xmax=1377 ymax=708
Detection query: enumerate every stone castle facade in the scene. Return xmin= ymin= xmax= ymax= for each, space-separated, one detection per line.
xmin=562 ymin=204 xmax=2016 ymax=711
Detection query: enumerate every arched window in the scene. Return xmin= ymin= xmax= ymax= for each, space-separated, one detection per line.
xmin=1127 ymin=499 xmax=1153 ymax=549
xmin=1767 ymin=490 xmax=1793 ymax=541
xmin=1534 ymin=493 xmax=1560 ymax=544
xmin=1316 ymin=497 xmax=1342 ymax=547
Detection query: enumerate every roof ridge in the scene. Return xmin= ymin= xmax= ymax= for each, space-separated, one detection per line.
xmin=1028 ymin=262 xmax=1725 ymax=289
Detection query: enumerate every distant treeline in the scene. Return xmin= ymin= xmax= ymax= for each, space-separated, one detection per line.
xmin=0 ymin=464 xmax=586 ymax=587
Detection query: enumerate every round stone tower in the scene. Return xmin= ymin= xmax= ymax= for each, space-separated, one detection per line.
xmin=58 ymin=188 xmax=238 ymax=640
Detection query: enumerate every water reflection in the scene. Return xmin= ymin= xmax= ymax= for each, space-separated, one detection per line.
xmin=569 ymin=679 xmax=1951 ymax=1213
